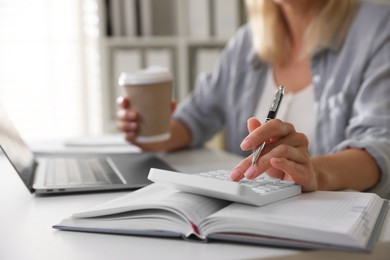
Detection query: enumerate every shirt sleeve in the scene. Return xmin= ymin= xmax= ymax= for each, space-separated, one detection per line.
xmin=172 ymin=26 xmax=249 ymax=148
xmin=334 ymin=10 xmax=390 ymax=198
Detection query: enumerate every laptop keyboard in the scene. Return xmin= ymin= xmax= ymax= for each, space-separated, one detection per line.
xmin=44 ymin=157 xmax=123 ymax=187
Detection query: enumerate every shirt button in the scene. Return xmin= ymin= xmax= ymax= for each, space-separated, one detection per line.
xmin=313 ymin=75 xmax=321 ymax=84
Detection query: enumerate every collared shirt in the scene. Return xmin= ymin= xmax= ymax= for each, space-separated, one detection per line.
xmin=173 ymin=1 xmax=390 ymax=198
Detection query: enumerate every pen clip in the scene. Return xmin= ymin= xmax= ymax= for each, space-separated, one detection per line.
xmin=269 ymin=85 xmax=285 ymax=113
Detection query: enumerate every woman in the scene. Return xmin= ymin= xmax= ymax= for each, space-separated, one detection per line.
xmin=117 ymin=0 xmax=390 ymax=198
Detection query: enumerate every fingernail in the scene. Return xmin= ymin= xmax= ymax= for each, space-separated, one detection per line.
xmin=116 ymin=96 xmax=124 ymax=105
xmin=244 ymin=166 xmax=257 ymax=179
xmin=240 ymin=139 xmax=252 ymax=150
xmin=229 ymin=168 xmax=242 ymax=181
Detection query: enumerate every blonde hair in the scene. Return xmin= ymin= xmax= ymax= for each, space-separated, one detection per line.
xmin=245 ymin=0 xmax=358 ymax=65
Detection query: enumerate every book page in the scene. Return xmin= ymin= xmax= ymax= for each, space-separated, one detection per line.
xmin=57 ymin=209 xmax=189 ymax=237
xmin=200 ymin=191 xmax=384 ymax=249
xmin=73 ymin=184 xmax=229 ymax=229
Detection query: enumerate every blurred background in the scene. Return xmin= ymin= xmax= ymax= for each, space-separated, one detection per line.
xmin=0 ymin=0 xmax=388 ymax=144
xmin=0 ymin=0 xmax=246 ymax=144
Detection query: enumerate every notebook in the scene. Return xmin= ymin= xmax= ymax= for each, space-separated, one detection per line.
xmin=54 ymin=184 xmax=388 ymax=252
xmin=0 ymin=107 xmax=175 ymax=195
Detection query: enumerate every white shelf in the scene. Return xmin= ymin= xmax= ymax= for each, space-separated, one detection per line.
xmin=104 ymin=36 xmax=230 ymax=47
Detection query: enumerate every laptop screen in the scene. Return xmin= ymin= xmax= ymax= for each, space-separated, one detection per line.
xmin=0 ymin=107 xmax=36 ymax=190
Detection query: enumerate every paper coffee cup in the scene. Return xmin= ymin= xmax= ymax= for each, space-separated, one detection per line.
xmin=119 ymin=67 xmax=173 ymax=143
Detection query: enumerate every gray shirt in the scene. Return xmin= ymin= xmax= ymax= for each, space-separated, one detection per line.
xmin=173 ymin=1 xmax=390 ymax=198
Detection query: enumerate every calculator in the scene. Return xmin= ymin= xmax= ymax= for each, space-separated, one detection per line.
xmin=148 ymin=168 xmax=302 ymax=206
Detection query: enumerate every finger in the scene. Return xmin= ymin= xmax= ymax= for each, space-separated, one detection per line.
xmin=266 ymin=132 xmax=309 ymax=151
xmin=245 ymin=145 xmax=308 ymax=179
xmin=262 ymin=144 xmax=309 ymax=169
xmin=240 ymin=119 xmax=295 ymax=151
xmin=264 ymin=167 xmax=285 ymax=179
xmin=247 ymin=117 xmax=261 ymax=133
xmin=170 ymin=100 xmax=177 ymax=114
xmin=229 ymin=156 xmax=253 ymax=182
xmin=116 ymin=120 xmax=138 ymax=132
xmin=270 ymin=158 xmax=305 ymax=181
xmin=241 ymin=161 xmax=286 ymax=180
xmin=116 ymin=109 xmax=138 ymax=121
xmin=124 ymin=132 xmax=136 ymax=143
xmin=116 ymin=96 xmax=129 ymax=108
xmin=270 ymin=157 xmax=316 ymax=191
xmin=245 ymin=133 xmax=303 ymax=163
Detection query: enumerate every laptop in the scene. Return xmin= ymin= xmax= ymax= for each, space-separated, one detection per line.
xmin=0 ymin=107 xmax=175 ymax=195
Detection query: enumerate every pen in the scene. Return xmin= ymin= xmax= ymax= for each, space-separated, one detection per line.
xmin=251 ymin=85 xmax=285 ymax=166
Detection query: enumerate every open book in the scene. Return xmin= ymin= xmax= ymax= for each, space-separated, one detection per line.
xmin=53 ymin=184 xmax=388 ymax=252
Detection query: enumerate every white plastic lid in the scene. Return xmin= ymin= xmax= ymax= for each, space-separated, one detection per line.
xmin=118 ymin=66 xmax=172 ymax=86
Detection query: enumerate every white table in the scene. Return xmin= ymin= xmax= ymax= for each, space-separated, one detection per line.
xmin=1 ymin=148 xmax=389 ymax=260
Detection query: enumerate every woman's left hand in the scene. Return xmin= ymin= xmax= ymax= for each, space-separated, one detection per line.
xmin=229 ymin=117 xmax=319 ymax=192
